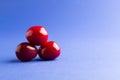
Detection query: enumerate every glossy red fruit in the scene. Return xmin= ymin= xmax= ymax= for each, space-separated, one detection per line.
xmin=16 ymin=42 xmax=37 ymax=61
xmin=38 ymin=41 xmax=61 ymax=60
xmin=26 ymin=26 xmax=48 ymax=45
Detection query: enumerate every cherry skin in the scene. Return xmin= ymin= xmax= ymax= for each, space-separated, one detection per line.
xmin=38 ymin=41 xmax=61 ymax=60
xmin=26 ymin=26 xmax=48 ymax=45
xmin=16 ymin=42 xmax=38 ymax=61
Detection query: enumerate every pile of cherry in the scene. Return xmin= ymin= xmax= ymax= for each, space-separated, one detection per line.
xmin=15 ymin=26 xmax=61 ymax=61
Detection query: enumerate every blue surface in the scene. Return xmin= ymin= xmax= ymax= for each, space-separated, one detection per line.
xmin=1 ymin=0 xmax=120 ymax=80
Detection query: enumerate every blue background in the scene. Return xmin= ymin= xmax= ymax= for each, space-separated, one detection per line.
xmin=1 ymin=0 xmax=120 ymax=80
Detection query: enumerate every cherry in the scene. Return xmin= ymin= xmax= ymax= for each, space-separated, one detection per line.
xmin=38 ymin=41 xmax=61 ymax=60
xmin=26 ymin=26 xmax=48 ymax=45
xmin=16 ymin=42 xmax=37 ymax=61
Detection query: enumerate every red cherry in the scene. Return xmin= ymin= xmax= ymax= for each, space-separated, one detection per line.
xmin=38 ymin=41 xmax=61 ymax=60
xmin=26 ymin=26 xmax=48 ymax=45
xmin=16 ymin=42 xmax=37 ymax=61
